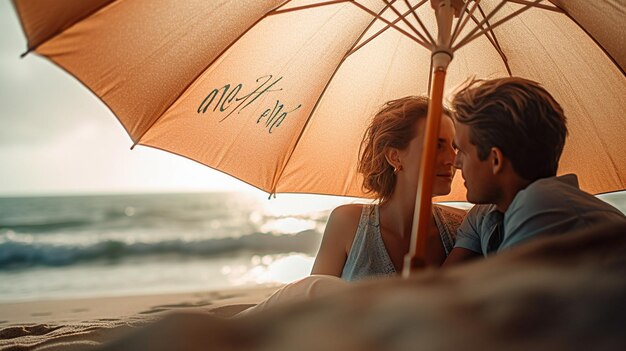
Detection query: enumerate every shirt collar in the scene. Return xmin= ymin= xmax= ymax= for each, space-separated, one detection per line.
xmin=553 ymin=173 xmax=579 ymax=188
xmin=499 ymin=174 xmax=579 ymax=217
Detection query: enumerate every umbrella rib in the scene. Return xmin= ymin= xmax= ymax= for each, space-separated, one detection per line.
xmin=15 ymin=0 xmax=118 ymax=57
xmin=347 ymin=0 xmax=432 ymax=58
xmin=403 ymin=0 xmax=436 ymax=47
xmin=449 ymin=0 xmax=481 ymax=48
xmin=131 ymin=0 xmax=294 ymax=148
xmin=427 ymin=58 xmax=433 ymax=94
xmin=272 ymin=0 xmax=294 ymax=12
xmin=454 ymin=0 xmax=560 ymax=52
xmin=345 ymin=0 xmax=408 ymax=56
xmin=351 ymin=0 xmax=431 ymax=50
xmin=456 ymin=0 xmax=544 ymax=50
xmin=382 ymin=0 xmax=434 ymax=47
xmin=452 ymin=0 xmax=507 ymax=51
xmin=474 ymin=4 xmax=512 ymax=76
xmin=267 ymin=2 xmax=393 ymax=196
xmin=452 ymin=0 xmax=563 ymax=51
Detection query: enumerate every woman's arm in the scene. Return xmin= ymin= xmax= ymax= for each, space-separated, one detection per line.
xmin=311 ymin=205 xmax=361 ymax=277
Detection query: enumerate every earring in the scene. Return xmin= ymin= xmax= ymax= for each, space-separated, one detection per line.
xmin=394 ymin=165 xmax=403 ymax=174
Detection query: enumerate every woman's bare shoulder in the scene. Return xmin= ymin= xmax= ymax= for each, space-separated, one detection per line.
xmin=311 ymin=203 xmax=369 ymax=275
xmin=324 ymin=204 xmax=366 ymax=255
xmin=330 ymin=203 xmax=367 ymax=220
xmin=325 ymin=203 xmax=367 ymax=241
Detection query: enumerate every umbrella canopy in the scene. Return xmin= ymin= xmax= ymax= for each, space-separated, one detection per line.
xmin=12 ymin=0 xmax=626 ymax=202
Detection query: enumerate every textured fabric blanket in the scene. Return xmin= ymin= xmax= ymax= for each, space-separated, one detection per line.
xmin=97 ymin=221 xmax=626 ymax=351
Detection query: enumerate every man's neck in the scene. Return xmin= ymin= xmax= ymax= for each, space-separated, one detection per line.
xmin=495 ymin=178 xmax=533 ymax=213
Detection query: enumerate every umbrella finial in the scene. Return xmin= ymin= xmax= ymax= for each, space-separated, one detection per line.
xmin=430 ymin=0 xmax=458 ymax=69
xmin=431 ymin=0 xmax=466 ymax=17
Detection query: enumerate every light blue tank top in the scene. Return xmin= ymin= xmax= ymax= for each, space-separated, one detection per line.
xmin=340 ymin=204 xmax=462 ymax=281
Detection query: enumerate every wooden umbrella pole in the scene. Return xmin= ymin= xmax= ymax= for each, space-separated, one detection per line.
xmin=402 ymin=0 xmax=456 ymax=278
xmin=402 ymin=67 xmax=448 ymax=277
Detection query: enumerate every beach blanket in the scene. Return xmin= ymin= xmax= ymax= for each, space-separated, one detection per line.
xmin=96 ymin=221 xmax=626 ymax=351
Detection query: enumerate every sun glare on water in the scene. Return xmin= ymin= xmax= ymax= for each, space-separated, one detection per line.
xmin=224 ymin=254 xmax=316 ymax=285
xmin=260 ymin=218 xmax=317 ymax=235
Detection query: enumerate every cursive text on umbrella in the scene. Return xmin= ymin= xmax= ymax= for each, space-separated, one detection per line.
xmin=197 ymin=75 xmax=301 ymax=133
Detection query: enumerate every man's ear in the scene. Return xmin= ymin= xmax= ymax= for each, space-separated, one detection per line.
xmin=384 ymin=147 xmax=401 ymax=170
xmin=490 ymin=147 xmax=505 ymax=175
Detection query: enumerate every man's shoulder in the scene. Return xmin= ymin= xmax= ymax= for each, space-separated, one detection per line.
xmin=525 ymin=174 xmax=577 ymax=194
xmin=514 ymin=174 xmax=617 ymax=213
xmin=453 ymin=204 xmax=496 ymax=255
xmin=458 ymin=204 xmax=499 ymax=234
xmin=511 ymin=174 xmax=580 ymax=209
xmin=465 ymin=203 xmax=498 ymax=220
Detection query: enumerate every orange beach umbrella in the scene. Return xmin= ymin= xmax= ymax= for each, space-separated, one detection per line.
xmin=12 ymin=0 xmax=626 ymax=273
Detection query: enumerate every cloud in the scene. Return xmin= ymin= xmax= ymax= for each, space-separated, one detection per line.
xmin=0 ymin=2 xmax=254 ymax=196
xmin=0 ymin=117 xmax=254 ymax=195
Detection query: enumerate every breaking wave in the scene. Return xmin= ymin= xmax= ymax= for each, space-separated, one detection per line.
xmin=0 ymin=230 xmax=322 ymax=269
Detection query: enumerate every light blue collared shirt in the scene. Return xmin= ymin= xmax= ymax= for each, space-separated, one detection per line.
xmin=454 ymin=174 xmax=626 ymax=256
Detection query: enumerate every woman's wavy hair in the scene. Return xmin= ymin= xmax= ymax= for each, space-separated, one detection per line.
xmin=358 ymin=96 xmax=451 ymax=203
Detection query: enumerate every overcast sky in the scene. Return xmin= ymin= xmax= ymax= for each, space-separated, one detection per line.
xmin=0 ymin=1 xmax=260 ymax=197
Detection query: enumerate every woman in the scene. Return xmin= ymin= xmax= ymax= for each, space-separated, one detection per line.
xmin=311 ymin=96 xmax=462 ymax=280
xmin=238 ymin=96 xmax=463 ymax=316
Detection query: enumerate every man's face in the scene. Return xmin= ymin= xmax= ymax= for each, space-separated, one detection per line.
xmin=453 ymin=123 xmax=498 ymax=204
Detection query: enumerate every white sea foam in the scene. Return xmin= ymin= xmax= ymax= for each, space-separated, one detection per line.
xmin=0 ymin=192 xmax=353 ymax=302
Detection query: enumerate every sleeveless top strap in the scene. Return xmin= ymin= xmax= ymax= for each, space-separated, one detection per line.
xmin=340 ymin=204 xmax=396 ymax=281
xmin=341 ymin=204 xmax=467 ymax=281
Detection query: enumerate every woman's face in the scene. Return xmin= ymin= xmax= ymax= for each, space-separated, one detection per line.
xmin=433 ymin=116 xmax=457 ymax=196
xmin=397 ymin=115 xmax=456 ymax=197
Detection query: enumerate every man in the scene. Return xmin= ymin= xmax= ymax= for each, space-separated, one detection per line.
xmin=444 ymin=77 xmax=626 ymax=265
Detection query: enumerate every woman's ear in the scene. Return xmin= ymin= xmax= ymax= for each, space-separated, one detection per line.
xmin=384 ymin=147 xmax=401 ymax=171
xmin=490 ymin=147 xmax=504 ymax=175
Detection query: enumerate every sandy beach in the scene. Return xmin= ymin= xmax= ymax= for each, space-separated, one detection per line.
xmin=0 ymin=285 xmax=278 ymax=350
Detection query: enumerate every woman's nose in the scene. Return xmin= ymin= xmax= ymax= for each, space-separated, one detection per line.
xmin=443 ymin=145 xmax=456 ymax=165
xmin=453 ymin=153 xmax=462 ymax=169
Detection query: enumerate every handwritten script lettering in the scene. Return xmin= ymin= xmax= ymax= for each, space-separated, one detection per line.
xmin=197 ymin=75 xmax=301 ymax=133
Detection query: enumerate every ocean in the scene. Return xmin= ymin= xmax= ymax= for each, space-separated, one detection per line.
xmin=0 ymin=192 xmax=357 ymax=302
xmin=1 ymin=191 xmax=624 ymax=303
